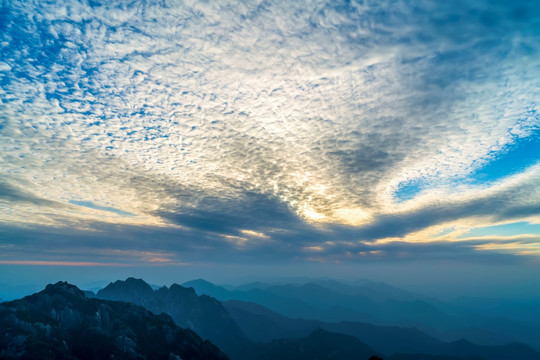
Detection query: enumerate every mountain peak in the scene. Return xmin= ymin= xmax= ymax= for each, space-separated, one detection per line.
xmin=0 ymin=283 xmax=228 ymax=360
xmin=169 ymin=283 xmax=197 ymax=296
xmin=255 ymin=327 xmax=376 ymax=360
xmin=99 ymin=277 xmax=154 ymax=295
xmin=96 ymin=278 xmax=250 ymax=358
xmin=122 ymin=277 xmax=152 ymax=288
xmin=184 ymin=279 xmax=216 ymax=286
xmin=42 ymin=281 xmax=87 ymax=299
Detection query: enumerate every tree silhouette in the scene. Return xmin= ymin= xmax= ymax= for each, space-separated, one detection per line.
xmin=368 ymin=356 xmax=384 ymax=360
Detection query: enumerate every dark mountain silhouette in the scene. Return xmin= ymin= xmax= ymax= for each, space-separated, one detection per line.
xmin=229 ymin=281 xmax=275 ymax=292
xmin=450 ymin=296 xmax=540 ymax=324
xmin=182 ymin=279 xmax=322 ymax=320
xmin=97 ymin=278 xmax=252 ymax=359
xmin=224 ymin=299 xmax=447 ymax=354
xmin=258 ymin=282 xmax=378 ymax=318
xmin=439 ymin=326 xmax=515 ymax=347
xmin=387 ymin=355 xmax=482 ymax=360
xmin=4 ymin=278 xmax=537 ymax=360
xmin=96 ymin=279 xmax=397 ymax=360
xmin=311 ymin=279 xmax=432 ymax=303
xmin=182 ymin=279 xmax=233 ymax=300
xmin=82 ymin=290 xmax=95 ymax=297
xmin=183 ymin=279 xmax=446 ymax=324
xmin=188 ymin=279 xmax=540 ymax=349
xmin=224 ymin=299 xmax=540 ymax=360
xmin=446 ymin=339 xmax=540 ymax=360
xmin=247 ymin=328 xmax=378 ymax=360
xmin=0 ymin=281 xmax=228 ymax=360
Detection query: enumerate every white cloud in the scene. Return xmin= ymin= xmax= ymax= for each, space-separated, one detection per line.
xmin=0 ymin=0 xmax=539 ymax=258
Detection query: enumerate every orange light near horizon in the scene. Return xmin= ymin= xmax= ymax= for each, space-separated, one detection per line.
xmin=0 ymin=260 xmax=135 ymax=267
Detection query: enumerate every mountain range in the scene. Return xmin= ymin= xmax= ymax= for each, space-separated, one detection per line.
xmin=2 ymin=279 xmax=540 ymax=360
xmin=249 ymin=328 xmax=377 ymax=360
xmin=0 ymin=281 xmax=228 ymax=360
xmin=94 ymin=278 xmax=540 ymax=360
xmin=96 ymin=278 xmax=251 ymax=359
xmin=182 ymin=278 xmax=540 ymax=349
xmin=223 ymin=299 xmax=540 ymax=360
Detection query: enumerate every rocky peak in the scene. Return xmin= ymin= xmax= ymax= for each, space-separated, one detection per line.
xmin=42 ymin=281 xmax=87 ymax=299
xmin=0 ymin=282 xmax=229 ymax=360
xmin=95 ymin=278 xmax=251 ymax=359
xmin=97 ymin=277 xmax=155 ymax=303
xmin=169 ymin=283 xmax=197 ymax=296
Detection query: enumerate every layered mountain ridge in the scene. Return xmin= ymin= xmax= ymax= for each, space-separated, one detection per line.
xmin=0 ymin=281 xmax=228 ymax=360
xmin=2 ymin=279 xmax=540 ymax=360
xmin=183 ymin=278 xmax=540 ymax=349
xmin=96 ymin=277 xmax=251 ymax=358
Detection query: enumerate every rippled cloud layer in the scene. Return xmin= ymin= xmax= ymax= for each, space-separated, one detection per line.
xmin=1 ymin=0 xmax=539 ymax=266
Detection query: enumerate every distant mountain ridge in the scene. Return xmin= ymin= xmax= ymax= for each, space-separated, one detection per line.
xmin=250 ymin=328 xmax=377 ymax=360
xmin=184 ymin=278 xmax=540 ymax=349
xmin=0 ymin=281 xmax=228 ymax=360
xmin=181 ymin=279 xmax=327 ymax=320
xmin=223 ymin=299 xmax=540 ymax=360
xmin=97 ymin=278 xmax=251 ymax=359
xmin=3 ymin=279 xmax=538 ymax=360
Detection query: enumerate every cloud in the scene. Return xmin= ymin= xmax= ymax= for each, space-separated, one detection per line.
xmin=0 ymin=260 xmax=134 ymax=267
xmin=0 ymin=0 xmax=539 ymax=263
xmin=0 ymin=180 xmax=68 ymax=208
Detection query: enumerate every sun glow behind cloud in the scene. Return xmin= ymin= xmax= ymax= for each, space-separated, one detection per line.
xmin=0 ymin=0 xmax=539 ymax=265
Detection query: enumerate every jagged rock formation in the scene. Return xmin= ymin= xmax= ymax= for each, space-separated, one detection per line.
xmin=97 ymin=278 xmax=251 ymax=358
xmin=0 ymin=281 xmax=229 ymax=360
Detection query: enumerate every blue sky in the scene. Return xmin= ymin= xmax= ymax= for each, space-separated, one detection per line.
xmin=0 ymin=0 xmax=539 ymax=292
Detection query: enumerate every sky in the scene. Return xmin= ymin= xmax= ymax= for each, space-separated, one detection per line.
xmin=0 ymin=0 xmax=539 ymax=297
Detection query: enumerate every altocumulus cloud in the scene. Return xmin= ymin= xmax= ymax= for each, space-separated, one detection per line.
xmin=0 ymin=0 xmax=539 ymax=265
